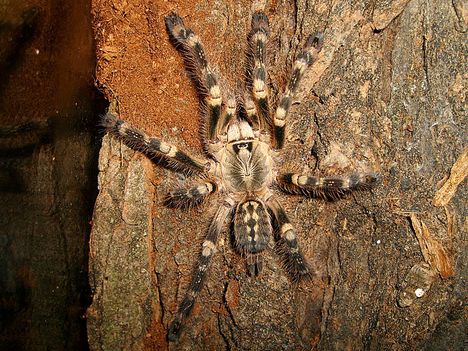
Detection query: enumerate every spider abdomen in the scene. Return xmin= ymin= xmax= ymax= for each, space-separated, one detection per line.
xmin=234 ymin=200 xmax=272 ymax=275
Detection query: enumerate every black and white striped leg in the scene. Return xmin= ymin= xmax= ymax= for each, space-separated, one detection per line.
xmin=266 ymin=197 xmax=310 ymax=282
xmin=243 ymin=93 xmax=260 ymax=130
xmin=273 ymin=33 xmax=323 ymax=149
xmin=164 ymin=181 xmax=218 ymax=208
xmin=243 ymin=94 xmax=271 ymax=142
xmin=216 ymin=95 xmax=236 ymax=138
xmin=102 ymin=112 xmax=207 ymax=175
xmin=277 ymin=172 xmax=379 ymax=199
xmin=167 ymin=199 xmax=233 ymax=341
xmin=248 ymin=11 xmax=270 ymax=129
xmin=165 ymin=13 xmax=224 ymax=142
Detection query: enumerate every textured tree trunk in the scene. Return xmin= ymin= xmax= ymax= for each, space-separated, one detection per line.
xmin=88 ymin=0 xmax=466 ymax=350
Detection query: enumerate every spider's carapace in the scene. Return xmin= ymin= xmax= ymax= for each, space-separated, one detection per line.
xmin=216 ymin=121 xmax=273 ymax=194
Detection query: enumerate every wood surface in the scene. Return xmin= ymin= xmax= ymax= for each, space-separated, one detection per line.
xmin=88 ymin=0 xmax=467 ymax=349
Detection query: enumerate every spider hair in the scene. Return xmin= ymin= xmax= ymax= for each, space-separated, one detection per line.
xmin=102 ymin=11 xmax=379 ymax=342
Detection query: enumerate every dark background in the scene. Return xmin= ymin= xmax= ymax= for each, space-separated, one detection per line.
xmin=0 ymin=1 xmax=104 ymax=350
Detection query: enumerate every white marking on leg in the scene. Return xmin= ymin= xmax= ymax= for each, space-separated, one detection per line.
xmin=208 ymin=85 xmax=221 ymax=103
xmin=202 ymin=240 xmax=216 ymax=256
xmin=119 ymin=123 xmax=129 ymax=133
xmin=196 ymin=185 xmax=208 ymax=195
xmin=285 ymin=229 xmax=296 ymax=241
xmin=167 ymin=146 xmax=178 ymax=157
xmin=159 ymin=141 xmax=171 ymax=154
xmin=291 ymin=174 xmax=299 ymax=185
xmin=274 ymin=118 xmax=286 ymax=127
xmin=281 ymin=223 xmax=294 ymax=235
xmin=187 ymin=34 xmax=201 ymax=48
xmin=317 ymin=177 xmax=324 ymax=187
xmin=275 ymin=106 xmax=286 ymax=120
xmin=297 ymin=175 xmax=308 ymax=186
xmin=244 ymin=98 xmax=256 ymax=116
xmin=226 ymin=97 xmax=236 ymax=115
xmin=294 ymin=58 xmax=308 ymax=73
xmin=205 ymin=182 xmax=214 ymax=193
xmin=253 ymin=79 xmax=267 ymax=99
xmin=252 ymin=32 xmax=267 ymax=44
xmin=342 ymin=178 xmax=350 ymax=189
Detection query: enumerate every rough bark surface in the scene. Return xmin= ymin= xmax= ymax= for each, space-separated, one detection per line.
xmin=88 ymin=0 xmax=467 ymax=350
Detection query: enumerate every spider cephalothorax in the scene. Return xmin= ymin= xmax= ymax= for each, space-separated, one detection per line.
xmin=102 ymin=11 xmax=378 ymax=341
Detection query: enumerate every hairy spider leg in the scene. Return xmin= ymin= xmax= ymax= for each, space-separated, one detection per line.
xmin=266 ymin=197 xmax=310 ymax=282
xmin=273 ymin=33 xmax=323 ymax=149
xmin=233 ymin=200 xmax=272 ymax=276
xmin=163 ymin=181 xmax=218 ymax=208
xmin=243 ymin=93 xmax=259 ymax=126
xmin=277 ymin=172 xmax=379 ymax=200
xmin=248 ymin=11 xmax=270 ymax=130
xmin=165 ymin=13 xmax=232 ymax=144
xmin=102 ymin=112 xmax=207 ymax=175
xmin=220 ymin=95 xmax=237 ymax=135
xmin=168 ymin=200 xmax=234 ymax=341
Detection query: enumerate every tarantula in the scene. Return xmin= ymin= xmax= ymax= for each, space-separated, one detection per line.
xmin=102 ymin=11 xmax=377 ymax=341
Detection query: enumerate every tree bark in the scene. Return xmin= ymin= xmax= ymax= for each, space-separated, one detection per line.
xmin=88 ymin=0 xmax=467 ymax=350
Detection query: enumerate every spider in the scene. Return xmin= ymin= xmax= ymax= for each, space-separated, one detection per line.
xmin=102 ymin=11 xmax=378 ymax=341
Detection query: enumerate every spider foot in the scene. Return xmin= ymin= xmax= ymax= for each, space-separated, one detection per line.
xmin=276 ymin=240 xmax=312 ymax=283
xmin=164 ymin=12 xmax=185 ymax=38
xmin=251 ymin=11 xmax=269 ymax=33
xmin=167 ymin=319 xmax=182 ymax=342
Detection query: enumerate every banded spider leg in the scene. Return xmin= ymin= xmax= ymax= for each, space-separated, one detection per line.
xmin=272 ymin=33 xmax=323 ymax=149
xmin=247 ymin=11 xmax=271 ymax=131
xmin=165 ymin=13 xmax=236 ymax=147
xmin=101 ymin=112 xmax=208 ymax=175
xmin=167 ymin=199 xmax=234 ymax=341
xmin=277 ymin=172 xmax=380 ymax=199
